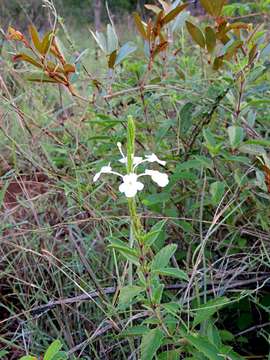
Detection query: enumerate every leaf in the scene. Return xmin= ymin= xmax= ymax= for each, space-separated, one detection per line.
xmin=157 ymin=350 xmax=179 ymax=360
xmin=40 ymin=31 xmax=54 ymax=54
xmin=90 ymin=29 xmax=107 ymax=53
xmin=219 ymin=345 xmax=244 ymax=360
xmin=205 ymin=26 xmax=216 ymax=53
xmin=186 ymin=21 xmax=205 ymax=49
xmin=13 ymin=53 xmax=42 ymax=68
xmin=213 ymin=56 xmax=224 ymax=70
xmin=151 ymin=244 xmax=177 ymax=270
xmin=193 ymin=297 xmax=229 ymax=327
xmin=152 ymin=284 xmax=164 ymax=304
xmin=161 ymin=4 xmax=188 ymax=25
xmin=133 ymin=12 xmax=148 ymax=40
xmin=118 ymin=285 xmax=144 ymax=308
xmin=260 ymin=42 xmax=270 ymax=60
xmin=142 ymin=219 xmax=167 ymax=247
xmin=107 ymin=24 xmax=118 ymax=54
xmin=108 ymin=50 xmax=117 ymax=69
xmin=0 ymin=351 xmax=9 ymax=359
xmin=185 ymin=334 xmax=223 ymax=360
xmin=154 ymin=267 xmax=188 ymax=281
xmin=29 ymin=25 xmax=42 ymax=52
xmin=210 ymin=181 xmax=225 ymax=205
xmin=120 ymin=326 xmax=149 ymax=337
xmin=63 ymin=63 xmax=76 ymax=74
xmin=141 ymin=328 xmax=164 ymax=360
xmin=228 ymin=126 xmax=244 ymax=149
xmin=44 ymin=340 xmax=62 ymax=360
xmin=145 ymin=4 xmax=162 ymax=14
xmin=27 ymin=74 xmax=59 ymax=83
xmin=180 ymin=102 xmax=195 ymax=132
xmin=115 ymin=42 xmax=137 ymax=65
xmin=200 ymin=0 xmax=215 ymax=16
xmin=19 ymin=357 xmax=37 ymax=360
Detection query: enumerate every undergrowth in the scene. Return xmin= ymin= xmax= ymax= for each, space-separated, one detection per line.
xmin=0 ymin=0 xmax=270 ymax=359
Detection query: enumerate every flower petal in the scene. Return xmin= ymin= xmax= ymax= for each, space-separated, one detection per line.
xmin=145 ymin=169 xmax=169 ymax=187
xmin=145 ymin=153 xmax=166 ymax=166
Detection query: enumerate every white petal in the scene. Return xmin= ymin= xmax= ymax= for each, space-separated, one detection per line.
xmin=145 ymin=153 xmax=166 ymax=166
xmin=93 ymin=172 xmax=101 ymax=182
xmin=136 ymin=181 xmax=144 ymax=191
xmin=124 ymin=186 xmax=138 ymax=197
xmin=101 ymin=165 xmax=112 ymax=173
xmin=145 ymin=169 xmax=169 ymax=187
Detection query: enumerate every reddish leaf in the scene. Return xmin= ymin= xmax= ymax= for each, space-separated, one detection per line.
xmin=205 ymin=26 xmax=216 ymax=53
xmin=13 ymin=53 xmax=42 ymax=68
xmin=133 ymin=12 xmax=148 ymax=40
xmin=161 ymin=4 xmax=188 ymax=25
xmin=186 ymin=21 xmax=205 ymax=49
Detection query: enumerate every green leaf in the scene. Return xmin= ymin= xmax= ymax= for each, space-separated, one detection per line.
xmin=120 ymin=326 xmax=148 ymax=337
xmin=0 ymin=351 xmax=9 ymax=359
xmin=186 ymin=334 xmax=223 ymax=360
xmin=154 ymin=267 xmax=188 ymax=281
xmin=219 ymin=346 xmax=244 ymax=360
xmin=152 ymin=284 xmax=164 ymax=304
xmin=186 ymin=21 xmax=205 ymax=49
xmin=193 ymin=297 xmax=229 ymax=327
xmin=205 ymin=26 xmax=216 ymax=53
xmin=142 ymin=219 xmax=167 ymax=247
xmin=44 ymin=340 xmax=62 ymax=360
xmin=19 ymin=357 xmax=37 ymax=360
xmin=115 ymin=42 xmax=137 ymax=65
xmin=141 ymin=328 xmax=164 ymax=360
xmin=239 ymin=144 xmax=266 ymax=156
xmin=107 ymin=24 xmax=118 ymax=54
xmin=157 ymin=350 xmax=179 ymax=360
xmin=210 ymin=181 xmax=225 ymax=205
xmin=151 ymin=244 xmax=177 ymax=270
xmin=118 ymin=285 xmax=144 ymax=308
xmin=228 ymin=126 xmax=244 ymax=149
xmin=180 ymin=102 xmax=195 ymax=133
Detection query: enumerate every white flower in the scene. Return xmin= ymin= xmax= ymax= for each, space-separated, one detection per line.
xmin=144 ymin=170 xmax=169 ymax=187
xmin=119 ymin=173 xmax=144 ymax=198
xmin=119 ymin=156 xmax=143 ymax=165
xmin=93 ymin=143 xmax=169 ymax=198
xmin=93 ymin=164 xmax=113 ymax=182
xmin=145 ymin=153 xmax=166 ymax=166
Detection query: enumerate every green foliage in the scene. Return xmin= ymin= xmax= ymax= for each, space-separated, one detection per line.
xmin=1 ymin=0 xmax=270 ymax=359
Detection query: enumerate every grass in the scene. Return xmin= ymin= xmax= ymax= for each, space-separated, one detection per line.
xmin=1 ymin=1 xmax=270 ymax=359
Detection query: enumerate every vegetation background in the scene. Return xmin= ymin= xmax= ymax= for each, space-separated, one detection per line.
xmin=0 ymin=0 xmax=270 ymax=359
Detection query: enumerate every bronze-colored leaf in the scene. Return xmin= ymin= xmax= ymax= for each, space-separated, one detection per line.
xmin=161 ymin=4 xmax=188 ymax=25
xmin=153 ymin=41 xmax=168 ymax=56
xmin=213 ymin=56 xmax=224 ymax=70
xmin=249 ymin=44 xmax=258 ymax=63
xmin=27 ymin=74 xmax=59 ymax=83
xmin=145 ymin=4 xmax=162 ymax=14
xmin=186 ymin=21 xmax=205 ymax=49
xmin=224 ymin=40 xmax=243 ymax=60
xmin=108 ymin=50 xmax=117 ymax=69
xmin=7 ymin=26 xmax=24 ymax=41
xmin=133 ymin=12 xmax=148 ymax=40
xmin=63 ymin=63 xmax=76 ymax=74
xmin=40 ymin=31 xmax=54 ymax=55
xmin=13 ymin=53 xmax=42 ymax=68
xmin=205 ymin=26 xmax=216 ymax=53
xmin=200 ymin=0 xmax=215 ymax=16
xmin=29 ymin=25 xmax=42 ymax=52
